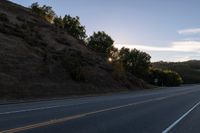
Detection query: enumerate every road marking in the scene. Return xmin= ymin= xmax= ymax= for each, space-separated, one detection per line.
xmin=0 ymin=105 xmax=67 ymax=115
xmin=0 ymin=91 xmax=196 ymax=133
xmin=0 ymin=114 xmax=85 ymax=133
xmin=0 ymin=88 xmax=199 ymax=116
xmin=162 ymin=100 xmax=200 ymax=133
xmin=0 ymin=97 xmax=167 ymax=133
xmin=0 ymin=102 xmax=89 ymax=115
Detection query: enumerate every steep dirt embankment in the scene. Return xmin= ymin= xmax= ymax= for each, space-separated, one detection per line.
xmin=0 ymin=0 xmax=147 ymax=99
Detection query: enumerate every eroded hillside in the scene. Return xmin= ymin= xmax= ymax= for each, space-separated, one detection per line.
xmin=0 ymin=0 xmax=147 ymax=99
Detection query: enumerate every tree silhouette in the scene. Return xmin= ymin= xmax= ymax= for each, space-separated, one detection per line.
xmin=87 ymin=31 xmax=114 ymax=54
xmin=31 ymin=2 xmax=55 ymax=23
xmin=62 ymin=15 xmax=87 ymax=41
xmin=118 ymin=47 xmax=151 ymax=78
xmin=54 ymin=16 xmax=64 ymax=28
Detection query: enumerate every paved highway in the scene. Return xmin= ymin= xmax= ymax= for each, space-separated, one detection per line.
xmin=0 ymin=85 xmax=200 ymax=133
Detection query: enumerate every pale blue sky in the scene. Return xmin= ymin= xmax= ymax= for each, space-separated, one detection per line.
xmin=10 ymin=0 xmax=200 ymax=62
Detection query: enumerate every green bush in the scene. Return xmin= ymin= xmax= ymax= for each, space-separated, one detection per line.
xmin=0 ymin=13 xmax=9 ymax=22
xmin=31 ymin=2 xmax=55 ymax=23
xmin=62 ymin=54 xmax=85 ymax=81
xmin=149 ymin=68 xmax=183 ymax=87
xmin=112 ymin=62 xmax=126 ymax=80
xmin=53 ymin=16 xmax=64 ymax=28
xmin=163 ymin=70 xmax=183 ymax=86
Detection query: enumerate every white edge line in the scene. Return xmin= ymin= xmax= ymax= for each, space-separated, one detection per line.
xmin=1 ymin=91 xmax=200 ymax=132
xmin=162 ymin=100 xmax=200 ymax=133
xmin=0 ymin=90 xmax=198 ymax=115
xmin=0 ymin=97 xmax=177 ymax=133
xmin=0 ymin=102 xmax=89 ymax=115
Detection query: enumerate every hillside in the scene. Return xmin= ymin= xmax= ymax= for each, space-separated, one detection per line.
xmin=0 ymin=0 xmax=148 ymax=99
xmin=153 ymin=60 xmax=200 ymax=84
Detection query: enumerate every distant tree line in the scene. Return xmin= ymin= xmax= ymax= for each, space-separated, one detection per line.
xmin=153 ymin=61 xmax=200 ymax=84
xmin=30 ymin=3 xmax=183 ymax=87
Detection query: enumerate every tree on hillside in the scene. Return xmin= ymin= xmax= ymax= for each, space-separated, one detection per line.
xmin=62 ymin=15 xmax=87 ymax=41
xmin=31 ymin=3 xmax=86 ymax=41
xmin=53 ymin=16 xmax=64 ymax=28
xmin=31 ymin=2 xmax=55 ymax=23
xmin=118 ymin=47 xmax=151 ymax=78
xmin=118 ymin=47 xmax=130 ymax=64
xmin=87 ymin=31 xmax=114 ymax=54
xmin=107 ymin=46 xmax=119 ymax=63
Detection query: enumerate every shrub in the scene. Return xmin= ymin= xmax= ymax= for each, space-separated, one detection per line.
xmin=55 ymin=37 xmax=71 ymax=46
xmin=112 ymin=62 xmax=126 ymax=80
xmin=163 ymin=70 xmax=183 ymax=86
xmin=53 ymin=16 xmax=64 ymax=28
xmin=149 ymin=68 xmax=183 ymax=86
xmin=62 ymin=54 xmax=85 ymax=81
xmin=20 ymin=23 xmax=28 ymax=29
xmin=30 ymin=2 xmax=55 ymax=23
xmin=16 ymin=16 xmax=25 ymax=22
xmin=0 ymin=12 xmax=9 ymax=22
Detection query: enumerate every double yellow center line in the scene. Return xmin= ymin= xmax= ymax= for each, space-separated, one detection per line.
xmin=0 ymin=90 xmax=197 ymax=133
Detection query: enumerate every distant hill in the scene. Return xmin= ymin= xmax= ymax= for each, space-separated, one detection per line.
xmin=152 ymin=60 xmax=200 ymax=84
xmin=0 ymin=0 xmax=149 ymax=99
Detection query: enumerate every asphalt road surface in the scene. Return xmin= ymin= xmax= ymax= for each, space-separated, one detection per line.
xmin=0 ymin=85 xmax=200 ymax=133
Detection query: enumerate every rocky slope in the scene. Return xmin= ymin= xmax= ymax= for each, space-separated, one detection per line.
xmin=0 ymin=0 xmax=147 ymax=99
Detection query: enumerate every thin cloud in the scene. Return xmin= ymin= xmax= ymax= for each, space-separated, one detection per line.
xmin=175 ymin=56 xmax=192 ymax=62
xmin=171 ymin=41 xmax=200 ymax=52
xmin=178 ymin=28 xmax=200 ymax=35
xmin=115 ymin=44 xmax=174 ymax=52
xmin=115 ymin=41 xmax=200 ymax=53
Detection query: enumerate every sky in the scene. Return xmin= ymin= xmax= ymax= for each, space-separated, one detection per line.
xmin=10 ymin=0 xmax=200 ymax=62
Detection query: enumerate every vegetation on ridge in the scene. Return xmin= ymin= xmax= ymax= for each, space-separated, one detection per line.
xmin=153 ymin=61 xmax=200 ymax=84
xmin=0 ymin=0 xmax=189 ymax=100
xmin=29 ymin=2 xmax=183 ymax=87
